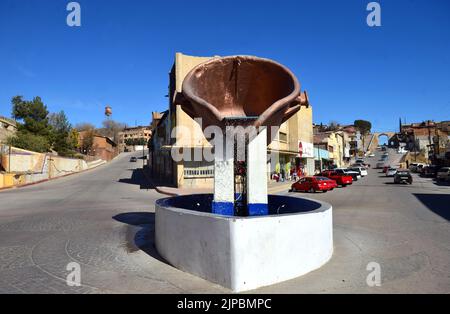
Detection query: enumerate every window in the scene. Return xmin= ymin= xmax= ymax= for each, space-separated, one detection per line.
xmin=279 ymin=132 xmax=287 ymax=142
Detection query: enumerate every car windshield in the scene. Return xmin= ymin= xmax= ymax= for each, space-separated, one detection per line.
xmin=315 ymin=177 xmax=329 ymax=181
xmin=397 ymin=171 xmax=409 ymax=175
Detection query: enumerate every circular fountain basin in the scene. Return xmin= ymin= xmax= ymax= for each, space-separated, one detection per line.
xmin=155 ymin=194 xmax=333 ymax=292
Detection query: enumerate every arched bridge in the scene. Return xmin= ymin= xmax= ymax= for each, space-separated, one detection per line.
xmin=365 ymin=132 xmax=397 ymax=152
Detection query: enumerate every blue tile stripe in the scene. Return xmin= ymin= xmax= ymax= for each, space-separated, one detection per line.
xmin=212 ymin=202 xmax=234 ymax=216
xmin=248 ymin=203 xmax=269 ymax=216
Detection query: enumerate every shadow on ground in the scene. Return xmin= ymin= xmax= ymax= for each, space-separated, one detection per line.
xmin=118 ymin=168 xmax=153 ymax=190
xmin=414 ymin=194 xmax=450 ymax=221
xmin=113 ymin=212 xmax=168 ymax=263
xmin=432 ymin=180 xmax=450 ymax=187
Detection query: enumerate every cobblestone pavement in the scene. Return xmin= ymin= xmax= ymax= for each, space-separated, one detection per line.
xmin=0 ymin=153 xmax=227 ymax=294
xmin=0 ymin=151 xmax=449 ymax=293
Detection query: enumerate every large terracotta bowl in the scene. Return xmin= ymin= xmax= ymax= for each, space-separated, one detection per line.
xmin=180 ymin=56 xmax=308 ymax=133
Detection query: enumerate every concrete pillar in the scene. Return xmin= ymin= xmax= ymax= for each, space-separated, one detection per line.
xmin=247 ymin=127 xmax=268 ymax=216
xmin=212 ymin=141 xmax=234 ymax=216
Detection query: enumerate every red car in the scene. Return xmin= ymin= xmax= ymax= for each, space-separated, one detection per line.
xmin=291 ymin=176 xmax=337 ymax=193
xmin=320 ymin=170 xmax=353 ymax=187
xmin=383 ymin=166 xmax=390 ymax=173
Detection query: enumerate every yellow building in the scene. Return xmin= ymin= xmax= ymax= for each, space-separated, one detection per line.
xmin=268 ymin=106 xmax=315 ymax=178
xmin=149 ymin=53 xmax=315 ymax=188
xmin=313 ymin=131 xmax=345 ymax=168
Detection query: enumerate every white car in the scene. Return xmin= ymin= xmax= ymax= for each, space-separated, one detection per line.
xmin=335 ymin=168 xmax=361 ymax=180
xmin=349 ymin=167 xmax=368 ymax=177
xmin=368 ymin=153 xmax=375 ymax=158
xmin=386 ymin=168 xmax=398 ymax=177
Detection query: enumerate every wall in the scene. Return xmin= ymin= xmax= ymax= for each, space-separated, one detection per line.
xmin=0 ymin=146 xmax=44 ymax=173
xmin=173 ymin=53 xmax=216 ymax=188
xmin=0 ymin=145 xmax=90 ymax=188
xmin=156 ymin=195 xmax=333 ymax=292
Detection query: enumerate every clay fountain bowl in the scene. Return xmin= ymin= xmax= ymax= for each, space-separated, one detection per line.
xmin=180 ymin=56 xmax=309 ymax=134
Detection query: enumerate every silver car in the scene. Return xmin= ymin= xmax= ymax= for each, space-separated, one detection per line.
xmin=386 ymin=168 xmax=397 ymax=177
xmin=437 ymin=167 xmax=450 ymax=182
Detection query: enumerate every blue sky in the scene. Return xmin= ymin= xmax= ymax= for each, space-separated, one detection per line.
xmin=0 ymin=0 xmax=449 ymax=132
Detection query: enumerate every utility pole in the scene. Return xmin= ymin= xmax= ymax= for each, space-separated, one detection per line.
xmin=8 ymin=145 xmax=11 ymax=173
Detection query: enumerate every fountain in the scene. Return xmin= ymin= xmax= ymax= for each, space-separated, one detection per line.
xmin=155 ymin=56 xmax=333 ymax=292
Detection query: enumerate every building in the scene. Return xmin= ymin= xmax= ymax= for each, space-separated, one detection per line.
xmin=313 ymin=143 xmax=331 ymax=172
xmin=78 ymin=131 xmax=118 ymax=161
xmin=117 ymin=126 xmax=152 ymax=152
xmin=268 ymin=106 xmax=315 ymax=178
xmin=148 ymin=52 xmax=315 ymax=188
xmin=0 ymin=116 xmax=17 ymax=144
xmin=400 ymin=120 xmax=449 ymax=161
xmin=313 ymin=131 xmax=346 ymax=168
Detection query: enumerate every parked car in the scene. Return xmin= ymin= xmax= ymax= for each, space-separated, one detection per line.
xmin=386 ymin=168 xmax=398 ymax=177
xmin=291 ymin=176 xmax=337 ymax=193
xmin=394 ymin=170 xmax=413 ymax=184
xmin=376 ymin=162 xmax=385 ymax=169
xmin=421 ymin=165 xmax=439 ymax=178
xmin=436 ymin=167 xmax=450 ymax=182
xmin=409 ymin=163 xmax=423 ymax=172
xmin=416 ymin=164 xmax=426 ymax=174
xmin=368 ymin=153 xmax=375 ymax=158
xmin=320 ymin=170 xmax=353 ymax=186
xmin=349 ymin=167 xmax=368 ymax=177
xmin=383 ymin=165 xmax=391 ymax=173
xmin=335 ymin=168 xmax=361 ymax=181
xmin=355 ymin=159 xmax=365 ymax=164
xmin=130 ymin=157 xmax=137 ymax=162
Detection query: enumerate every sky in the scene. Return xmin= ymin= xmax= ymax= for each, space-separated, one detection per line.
xmin=0 ymin=0 xmax=449 ymax=132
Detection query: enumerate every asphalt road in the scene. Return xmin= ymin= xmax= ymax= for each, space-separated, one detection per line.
xmin=0 ymin=150 xmax=449 ymax=293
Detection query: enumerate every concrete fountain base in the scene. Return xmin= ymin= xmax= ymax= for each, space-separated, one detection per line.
xmin=155 ymin=194 xmax=333 ymax=292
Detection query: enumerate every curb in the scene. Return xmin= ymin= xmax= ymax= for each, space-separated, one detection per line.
xmin=0 ymin=160 xmax=107 ymax=192
xmin=141 ymin=169 xmax=180 ymax=196
xmin=141 ymin=168 xmax=292 ymax=197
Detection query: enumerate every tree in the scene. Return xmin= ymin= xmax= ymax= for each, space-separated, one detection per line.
xmin=354 ymin=120 xmax=372 ymax=151
xmin=12 ymin=96 xmax=52 ymax=137
xmin=75 ymin=122 xmax=96 ymax=132
xmin=49 ymin=111 xmax=76 ymax=156
xmin=7 ymin=133 xmax=50 ymax=153
xmin=9 ymin=96 xmax=52 ymax=152
xmin=68 ymin=129 xmax=80 ymax=150
xmin=327 ymin=121 xmax=340 ymax=131
xmin=125 ymin=138 xmax=147 ymax=146
xmin=98 ymin=120 xmax=126 ymax=143
xmin=354 ymin=120 xmax=372 ymax=135
xmin=80 ymin=128 xmax=95 ymax=155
